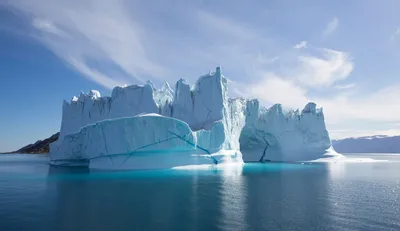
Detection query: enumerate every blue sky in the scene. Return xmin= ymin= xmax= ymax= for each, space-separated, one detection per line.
xmin=1 ymin=0 xmax=400 ymax=151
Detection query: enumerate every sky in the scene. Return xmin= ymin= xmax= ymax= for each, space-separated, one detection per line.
xmin=1 ymin=0 xmax=400 ymax=152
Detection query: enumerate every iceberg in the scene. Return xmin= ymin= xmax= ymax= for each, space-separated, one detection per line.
xmin=51 ymin=113 xmax=242 ymax=169
xmin=50 ymin=67 xmax=335 ymax=169
xmin=238 ymin=101 xmax=332 ymax=161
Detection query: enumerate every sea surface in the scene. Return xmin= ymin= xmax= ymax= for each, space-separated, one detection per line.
xmin=0 ymin=153 xmax=399 ymax=231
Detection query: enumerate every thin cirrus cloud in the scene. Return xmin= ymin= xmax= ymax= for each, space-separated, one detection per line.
xmin=390 ymin=28 xmax=400 ymax=41
xmin=320 ymin=84 xmax=400 ymax=138
xmin=295 ymin=48 xmax=353 ymax=87
xmin=334 ymin=83 xmax=356 ymax=90
xmin=229 ymin=42 xmax=400 ymax=138
xmin=5 ymin=0 xmax=165 ymax=89
xmin=294 ymin=41 xmax=307 ymax=49
xmin=2 ymin=1 xmax=400 ymax=138
xmin=231 ymin=46 xmax=354 ymax=107
xmin=322 ymin=17 xmax=339 ymax=37
xmin=235 ymin=74 xmax=309 ymax=109
xmin=32 ymin=18 xmax=66 ymax=37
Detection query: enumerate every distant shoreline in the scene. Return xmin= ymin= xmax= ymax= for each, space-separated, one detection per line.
xmin=1 ymin=133 xmax=58 ymax=155
xmin=332 ymin=135 xmax=400 ymax=153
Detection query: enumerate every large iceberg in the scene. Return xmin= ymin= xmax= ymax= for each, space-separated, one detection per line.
xmin=50 ymin=67 xmax=335 ymax=169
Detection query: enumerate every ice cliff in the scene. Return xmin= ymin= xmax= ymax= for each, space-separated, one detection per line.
xmin=51 ymin=67 xmax=334 ymax=169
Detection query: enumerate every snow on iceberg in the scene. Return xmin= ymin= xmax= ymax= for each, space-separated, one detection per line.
xmin=50 ymin=67 xmax=336 ymax=169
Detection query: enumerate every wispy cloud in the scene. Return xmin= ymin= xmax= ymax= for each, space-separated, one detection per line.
xmin=294 ymin=41 xmax=307 ymax=49
xmin=390 ymin=28 xmax=400 ymax=41
xmin=228 ymin=41 xmax=400 ymax=138
xmin=234 ymin=74 xmax=309 ymax=109
xmin=3 ymin=1 xmax=283 ymax=89
xmin=334 ymin=83 xmax=356 ymax=89
xmin=3 ymin=1 xmax=400 ymax=140
xmin=256 ymin=54 xmax=279 ymax=64
xmin=196 ymin=11 xmax=264 ymax=43
xmin=67 ymin=57 xmax=124 ymax=87
xmin=295 ymin=48 xmax=353 ymax=87
xmin=322 ymin=17 xmax=339 ymax=37
xmin=4 ymin=0 xmax=165 ymax=88
xmin=320 ymin=84 xmax=400 ymax=132
xmin=234 ymin=74 xmax=400 ymax=138
xmin=32 ymin=18 xmax=66 ymax=37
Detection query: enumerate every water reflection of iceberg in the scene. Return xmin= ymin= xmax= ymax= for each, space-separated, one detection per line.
xmin=218 ymin=164 xmax=247 ymax=231
xmin=44 ymin=164 xmax=233 ymax=230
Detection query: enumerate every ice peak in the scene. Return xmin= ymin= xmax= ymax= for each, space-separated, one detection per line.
xmin=146 ymin=80 xmax=154 ymax=89
xmin=161 ymin=81 xmax=174 ymax=94
xmin=302 ymin=102 xmax=317 ymax=114
xmin=176 ymin=78 xmax=187 ymax=85
xmin=154 ymin=81 xmax=174 ymax=108
xmin=207 ymin=66 xmax=222 ymax=77
xmin=270 ymin=104 xmax=283 ymax=114
xmin=87 ymin=90 xmax=101 ymax=99
xmin=71 ymin=90 xmax=101 ymax=103
xmin=175 ymin=78 xmax=190 ymax=94
xmin=216 ymin=66 xmax=221 ymax=76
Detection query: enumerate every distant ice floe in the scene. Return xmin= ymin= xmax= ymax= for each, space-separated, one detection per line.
xmin=308 ymin=150 xmax=388 ymax=163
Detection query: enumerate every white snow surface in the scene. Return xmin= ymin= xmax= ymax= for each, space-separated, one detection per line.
xmin=51 ymin=67 xmax=335 ymax=169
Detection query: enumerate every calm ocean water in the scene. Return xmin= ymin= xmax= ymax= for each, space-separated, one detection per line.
xmin=0 ymin=154 xmax=399 ymax=231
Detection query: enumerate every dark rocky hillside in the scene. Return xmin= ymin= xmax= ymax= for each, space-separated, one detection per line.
xmin=4 ymin=133 xmax=59 ymax=154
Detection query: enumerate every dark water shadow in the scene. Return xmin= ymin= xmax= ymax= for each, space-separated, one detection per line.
xmin=243 ymin=162 xmax=333 ymax=230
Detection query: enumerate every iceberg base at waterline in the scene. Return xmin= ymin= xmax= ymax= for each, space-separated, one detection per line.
xmin=89 ymin=150 xmax=243 ymax=170
xmin=50 ymin=114 xmax=244 ymax=170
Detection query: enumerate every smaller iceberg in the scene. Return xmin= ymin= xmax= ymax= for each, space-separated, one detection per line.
xmin=50 ymin=114 xmax=243 ymax=169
